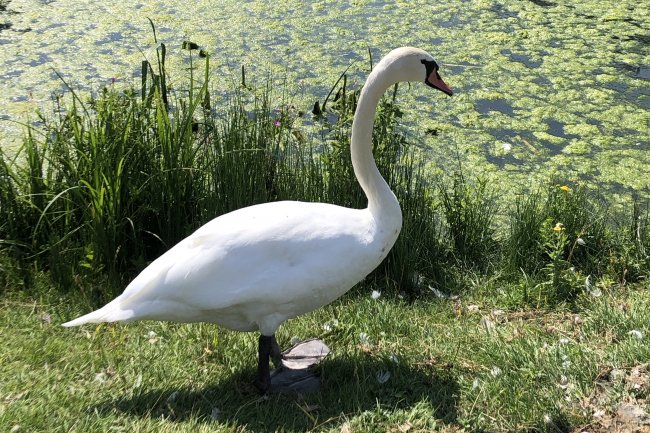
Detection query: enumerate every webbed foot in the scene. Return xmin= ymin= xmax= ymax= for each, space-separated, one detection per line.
xmin=255 ymin=336 xmax=331 ymax=394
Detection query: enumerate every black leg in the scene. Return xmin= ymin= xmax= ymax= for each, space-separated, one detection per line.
xmin=254 ymin=334 xmax=272 ymax=393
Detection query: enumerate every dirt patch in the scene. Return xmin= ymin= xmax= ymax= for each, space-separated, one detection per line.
xmin=574 ymin=365 xmax=650 ymax=433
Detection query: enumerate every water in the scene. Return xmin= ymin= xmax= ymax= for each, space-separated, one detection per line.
xmin=0 ymin=0 xmax=648 ymax=198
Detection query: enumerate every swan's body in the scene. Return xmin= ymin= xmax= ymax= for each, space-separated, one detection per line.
xmin=63 ymin=47 xmax=452 ymax=392
xmin=64 ymin=201 xmax=396 ymax=335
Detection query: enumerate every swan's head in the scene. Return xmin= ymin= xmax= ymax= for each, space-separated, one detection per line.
xmin=380 ymin=47 xmax=453 ymax=96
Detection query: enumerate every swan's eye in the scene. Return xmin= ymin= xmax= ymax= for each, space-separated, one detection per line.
xmin=420 ymin=59 xmax=440 ymax=76
xmin=420 ymin=59 xmax=440 ymax=73
xmin=422 ymin=58 xmax=453 ymax=96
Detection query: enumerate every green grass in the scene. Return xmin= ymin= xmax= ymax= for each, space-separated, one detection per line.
xmin=1 ymin=279 xmax=649 ymax=432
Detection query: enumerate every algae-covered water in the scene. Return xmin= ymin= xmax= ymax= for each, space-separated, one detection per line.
xmin=1 ymin=0 xmax=648 ymax=199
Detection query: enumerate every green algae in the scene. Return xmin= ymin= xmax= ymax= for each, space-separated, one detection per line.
xmin=0 ymin=0 xmax=648 ymax=200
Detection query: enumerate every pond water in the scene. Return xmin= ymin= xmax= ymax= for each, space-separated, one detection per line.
xmin=1 ymin=0 xmax=649 ymax=201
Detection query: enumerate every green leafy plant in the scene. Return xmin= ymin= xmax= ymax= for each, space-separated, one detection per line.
xmin=536 ymin=220 xmax=583 ymax=303
xmin=439 ymin=170 xmax=498 ymax=272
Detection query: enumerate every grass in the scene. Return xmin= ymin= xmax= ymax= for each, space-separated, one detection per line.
xmin=1 ymin=34 xmax=650 ymax=432
xmin=1 ymin=278 xmax=649 ymax=432
xmin=439 ymin=170 xmax=498 ymax=272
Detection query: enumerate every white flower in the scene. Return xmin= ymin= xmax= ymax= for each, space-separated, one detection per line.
xmin=323 ymin=319 xmax=338 ymax=331
xmin=577 ymin=238 xmax=586 ymax=246
xmin=148 ymin=330 xmax=159 ymax=344
xmin=94 ymin=372 xmax=107 ymax=383
xmin=585 ymin=275 xmax=601 ymax=297
xmin=388 ymin=354 xmax=399 ymax=364
xmin=371 ymin=290 xmax=381 ymax=300
xmin=472 ymin=378 xmax=481 ymax=390
xmin=490 ymin=366 xmax=502 ymax=377
xmin=628 ymin=330 xmax=643 ymax=340
xmin=376 ymin=370 xmax=391 ymax=384
xmin=359 ymin=332 xmax=369 ymax=345
xmin=559 ymin=338 xmax=569 ymax=345
xmin=502 ymin=142 xmax=512 ymax=152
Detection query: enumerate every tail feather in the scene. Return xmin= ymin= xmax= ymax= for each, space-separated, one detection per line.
xmin=62 ymin=300 xmax=135 ymax=327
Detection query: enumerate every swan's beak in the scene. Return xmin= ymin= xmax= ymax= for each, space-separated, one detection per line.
xmin=425 ymin=70 xmax=453 ymax=96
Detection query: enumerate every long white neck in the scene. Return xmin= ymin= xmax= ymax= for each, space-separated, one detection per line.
xmin=351 ymin=64 xmax=401 ymax=225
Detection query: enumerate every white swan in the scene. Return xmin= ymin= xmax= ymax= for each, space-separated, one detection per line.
xmin=63 ymin=47 xmax=453 ymax=392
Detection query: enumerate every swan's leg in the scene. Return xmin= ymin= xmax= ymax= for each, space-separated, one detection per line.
xmin=270 ymin=334 xmax=283 ymax=367
xmin=254 ymin=334 xmax=272 ymax=393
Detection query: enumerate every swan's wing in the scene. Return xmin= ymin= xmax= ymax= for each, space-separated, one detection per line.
xmin=114 ymin=201 xmax=380 ymax=323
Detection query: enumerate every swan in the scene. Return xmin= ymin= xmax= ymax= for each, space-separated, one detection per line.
xmin=63 ymin=47 xmax=453 ymax=393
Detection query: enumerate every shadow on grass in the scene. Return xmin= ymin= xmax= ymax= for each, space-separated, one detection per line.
xmin=95 ymin=355 xmax=459 ymax=431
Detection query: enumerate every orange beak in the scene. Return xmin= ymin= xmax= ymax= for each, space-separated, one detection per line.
xmin=426 ymin=70 xmax=453 ymax=96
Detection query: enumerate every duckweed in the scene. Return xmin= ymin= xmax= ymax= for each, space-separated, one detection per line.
xmin=0 ymin=0 xmax=648 ymax=199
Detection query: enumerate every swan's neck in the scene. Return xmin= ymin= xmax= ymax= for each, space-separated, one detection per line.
xmin=351 ymin=66 xmax=401 ymax=224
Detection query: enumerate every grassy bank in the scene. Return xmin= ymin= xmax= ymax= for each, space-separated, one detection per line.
xmin=2 ymin=277 xmax=649 ymax=432
xmin=1 ymin=38 xmax=650 ymax=432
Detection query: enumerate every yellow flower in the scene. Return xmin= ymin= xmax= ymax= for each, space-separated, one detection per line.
xmin=553 ymin=222 xmax=565 ymax=232
xmin=559 ymin=185 xmax=571 ymax=192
